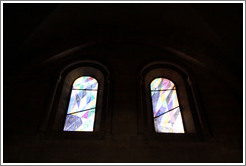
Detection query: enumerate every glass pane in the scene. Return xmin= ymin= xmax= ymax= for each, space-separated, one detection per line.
xmin=151 ymin=90 xmax=179 ymax=117
xmin=150 ymin=78 xmax=175 ymax=90
xmin=64 ymin=109 xmax=96 ymax=131
xmin=154 ymin=107 xmax=184 ymax=133
xmin=73 ymin=76 xmax=98 ymax=90
xmin=150 ymin=78 xmax=185 ymax=133
xmin=64 ymin=76 xmax=98 ymax=132
xmin=67 ymin=90 xmax=97 ymax=114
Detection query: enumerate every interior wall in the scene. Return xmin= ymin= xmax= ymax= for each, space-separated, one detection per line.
xmin=3 ymin=3 xmax=243 ymax=163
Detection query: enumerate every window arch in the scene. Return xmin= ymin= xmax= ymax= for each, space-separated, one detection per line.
xmin=140 ymin=66 xmax=199 ymax=137
xmin=63 ymin=76 xmax=99 ymax=132
xmin=150 ymin=77 xmax=185 ymax=133
xmin=46 ymin=62 xmax=109 ymax=135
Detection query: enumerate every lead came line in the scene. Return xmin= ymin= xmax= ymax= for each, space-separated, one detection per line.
xmin=67 ymin=107 xmax=96 ymax=115
xmin=72 ymin=89 xmax=98 ymax=91
xmin=153 ymin=106 xmax=179 ymax=119
xmin=151 ymin=87 xmax=176 ymax=91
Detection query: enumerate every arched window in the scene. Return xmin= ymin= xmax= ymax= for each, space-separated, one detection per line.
xmin=150 ymin=78 xmax=184 ymax=133
xmin=140 ymin=66 xmax=200 ymax=137
xmin=63 ymin=76 xmax=99 ymax=131
xmin=44 ymin=63 xmax=109 ymax=135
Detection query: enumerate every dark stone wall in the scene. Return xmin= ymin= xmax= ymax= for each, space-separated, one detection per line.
xmin=3 ymin=3 xmax=243 ymax=163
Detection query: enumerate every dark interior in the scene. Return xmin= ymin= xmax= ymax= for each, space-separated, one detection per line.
xmin=3 ymin=3 xmax=243 ymax=163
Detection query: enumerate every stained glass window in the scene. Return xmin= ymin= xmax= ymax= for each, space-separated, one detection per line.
xmin=63 ymin=76 xmax=98 ymax=132
xmin=150 ymin=78 xmax=185 ymax=133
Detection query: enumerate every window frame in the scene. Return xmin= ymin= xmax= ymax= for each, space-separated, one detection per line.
xmin=63 ymin=76 xmax=99 ymax=132
xmin=149 ymin=77 xmax=185 ymax=133
xmin=54 ymin=67 xmax=104 ymax=132
xmin=145 ymin=68 xmax=195 ymax=134
xmin=139 ymin=63 xmax=208 ymax=140
xmin=40 ymin=61 xmax=110 ymax=139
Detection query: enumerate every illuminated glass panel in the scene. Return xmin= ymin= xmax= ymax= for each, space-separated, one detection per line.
xmin=150 ymin=78 xmax=185 ymax=133
xmin=73 ymin=76 xmax=98 ymax=90
xmin=66 ymin=90 xmax=97 ymax=114
xmin=150 ymin=78 xmax=175 ymax=90
xmin=64 ymin=76 xmax=98 ymax=132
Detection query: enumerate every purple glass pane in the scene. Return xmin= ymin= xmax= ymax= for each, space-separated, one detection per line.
xmin=63 ymin=114 xmax=83 ymax=131
xmin=63 ymin=109 xmax=96 ymax=131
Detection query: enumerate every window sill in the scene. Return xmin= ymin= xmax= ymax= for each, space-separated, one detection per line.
xmin=41 ymin=130 xmax=106 ymax=140
xmin=143 ymin=131 xmax=205 ymax=142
